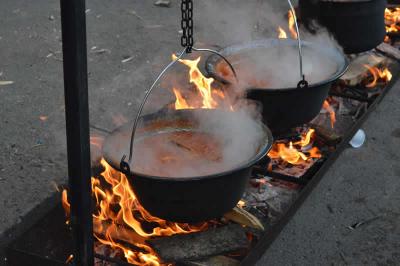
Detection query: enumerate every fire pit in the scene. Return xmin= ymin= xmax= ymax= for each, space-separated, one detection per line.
xmin=4 ymin=1 xmax=400 ymax=265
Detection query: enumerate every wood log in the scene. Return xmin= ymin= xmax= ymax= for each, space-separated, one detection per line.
xmin=310 ymin=124 xmax=342 ymax=146
xmin=376 ymin=42 xmax=400 ymax=61
xmin=147 ymin=224 xmax=248 ymax=263
xmin=223 ymin=207 xmax=265 ymax=231
xmin=341 ymin=53 xmax=388 ymax=86
xmin=178 ymin=256 xmax=240 ymax=266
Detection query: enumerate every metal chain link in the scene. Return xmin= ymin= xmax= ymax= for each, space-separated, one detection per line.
xmin=181 ymin=0 xmax=194 ymax=52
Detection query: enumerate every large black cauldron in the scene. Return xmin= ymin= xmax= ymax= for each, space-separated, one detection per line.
xmin=299 ymin=0 xmax=387 ymax=54
xmin=102 ymin=109 xmax=273 ymax=223
xmin=205 ymin=39 xmax=348 ymax=134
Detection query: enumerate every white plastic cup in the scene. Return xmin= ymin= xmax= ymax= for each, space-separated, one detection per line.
xmin=349 ymin=129 xmax=366 ymax=148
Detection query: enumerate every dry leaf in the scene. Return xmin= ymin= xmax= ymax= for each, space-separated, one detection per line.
xmin=0 ymin=81 xmax=14 ymax=86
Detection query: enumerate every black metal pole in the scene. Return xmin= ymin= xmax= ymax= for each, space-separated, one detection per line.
xmin=60 ymin=0 xmax=94 ymax=265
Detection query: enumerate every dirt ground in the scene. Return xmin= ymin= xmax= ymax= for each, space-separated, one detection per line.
xmin=0 ymin=0 xmax=399 ymax=265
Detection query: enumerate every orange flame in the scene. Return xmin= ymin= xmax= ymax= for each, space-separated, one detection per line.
xmin=172 ymin=87 xmax=193 ymax=110
xmin=268 ymin=129 xmax=321 ymax=165
xmin=288 ymin=11 xmax=298 ymax=39
xmin=322 ymin=100 xmax=336 ymax=129
xmin=172 ymin=55 xmax=218 ymax=110
xmin=385 ymin=8 xmax=400 ymax=33
xmin=171 ymin=55 xmax=233 ymax=111
xmin=277 ymin=26 xmax=288 ymax=39
xmin=62 ymin=159 xmax=208 ymax=265
xmin=363 ymin=65 xmax=393 ymax=88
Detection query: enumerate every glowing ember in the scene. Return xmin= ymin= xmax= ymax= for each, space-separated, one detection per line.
xmin=62 ymin=159 xmax=208 ymax=265
xmin=277 ymin=26 xmax=288 ymax=39
xmin=65 ymin=254 xmax=74 ymax=264
xmin=363 ymin=65 xmax=393 ymax=88
xmin=268 ymin=129 xmax=321 ymax=165
xmin=288 ymin=11 xmax=298 ymax=39
xmin=322 ymin=100 xmax=336 ymax=129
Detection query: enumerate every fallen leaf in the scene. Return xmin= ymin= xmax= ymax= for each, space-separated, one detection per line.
xmin=154 ymin=0 xmax=171 ymax=7
xmin=0 ymin=81 xmax=14 ymax=86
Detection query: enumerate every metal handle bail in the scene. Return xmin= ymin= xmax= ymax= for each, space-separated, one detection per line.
xmin=287 ymin=0 xmax=307 ymax=86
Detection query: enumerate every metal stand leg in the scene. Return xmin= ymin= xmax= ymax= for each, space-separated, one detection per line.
xmin=60 ymin=0 xmax=94 ymax=265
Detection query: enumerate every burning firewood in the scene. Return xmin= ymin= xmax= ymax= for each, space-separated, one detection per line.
xmin=341 ymin=53 xmax=388 ymax=86
xmin=223 ymin=207 xmax=264 ymax=231
xmin=147 ymin=224 xmax=248 ymax=263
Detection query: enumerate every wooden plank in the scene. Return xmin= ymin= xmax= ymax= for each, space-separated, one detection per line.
xmin=147 ymin=224 xmax=248 ymax=263
xmin=377 ymin=42 xmax=400 ymax=61
xmin=178 ymin=256 xmax=240 ymax=266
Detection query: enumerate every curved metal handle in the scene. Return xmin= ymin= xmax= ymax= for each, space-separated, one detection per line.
xmin=120 ymin=47 xmax=187 ymax=173
xmin=192 ymin=47 xmax=238 ymax=83
xmin=287 ymin=0 xmax=307 ymax=86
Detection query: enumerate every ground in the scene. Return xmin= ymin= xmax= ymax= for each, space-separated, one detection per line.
xmin=0 ymin=0 xmax=399 ymax=265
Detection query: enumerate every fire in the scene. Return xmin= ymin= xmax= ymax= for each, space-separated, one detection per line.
xmin=62 ymin=189 xmax=70 ymax=225
xmin=288 ymin=11 xmax=298 ymax=39
xmin=276 ymin=11 xmax=298 ymax=40
xmin=385 ymin=8 xmax=400 ymax=33
xmin=268 ymin=129 xmax=321 ymax=165
xmin=322 ymin=100 xmax=336 ymax=129
xmin=363 ymin=65 xmax=392 ymax=88
xmin=62 ymin=159 xmax=208 ymax=265
xmin=277 ymin=26 xmax=288 ymax=39
xmin=172 ymin=55 xmax=219 ymax=110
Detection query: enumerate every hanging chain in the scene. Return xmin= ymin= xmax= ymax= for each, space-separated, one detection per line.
xmin=181 ymin=0 xmax=194 ymax=53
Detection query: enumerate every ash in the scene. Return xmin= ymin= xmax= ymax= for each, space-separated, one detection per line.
xmin=242 ymin=177 xmax=300 ymax=225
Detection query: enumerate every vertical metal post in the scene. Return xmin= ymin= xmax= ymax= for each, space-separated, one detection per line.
xmin=60 ymin=0 xmax=94 ymax=265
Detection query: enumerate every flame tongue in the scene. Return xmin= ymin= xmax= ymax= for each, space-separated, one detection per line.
xmin=363 ymin=65 xmax=393 ymax=88
xmin=288 ymin=11 xmax=298 ymax=39
xmin=172 ymin=55 xmax=220 ymax=110
xmin=268 ymin=129 xmax=321 ymax=165
xmin=278 ymin=26 xmax=288 ymax=39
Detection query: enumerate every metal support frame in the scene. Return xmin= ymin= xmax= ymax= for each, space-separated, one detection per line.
xmin=60 ymin=0 xmax=94 ymax=265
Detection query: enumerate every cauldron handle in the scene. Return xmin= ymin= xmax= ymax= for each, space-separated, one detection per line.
xmin=120 ymin=47 xmax=186 ymax=175
xmin=287 ymin=0 xmax=308 ymax=88
xmin=120 ymin=47 xmax=238 ymax=175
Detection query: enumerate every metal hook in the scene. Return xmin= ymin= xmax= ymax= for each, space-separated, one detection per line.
xmin=287 ymin=0 xmax=306 ymax=83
